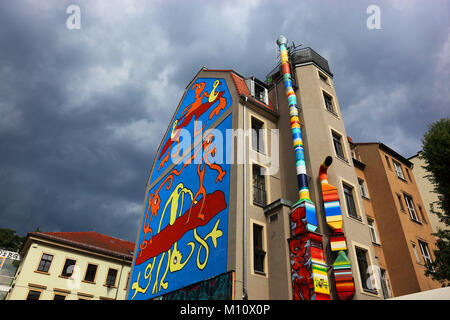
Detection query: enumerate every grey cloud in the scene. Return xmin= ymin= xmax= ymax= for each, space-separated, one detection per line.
xmin=0 ymin=0 xmax=448 ymax=241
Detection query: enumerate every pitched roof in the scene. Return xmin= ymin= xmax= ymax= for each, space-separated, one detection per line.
xmin=198 ymin=68 xmax=276 ymax=112
xmin=28 ymin=231 xmax=135 ymax=260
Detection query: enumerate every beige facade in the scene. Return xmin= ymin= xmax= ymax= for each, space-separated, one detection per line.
xmin=409 ymin=152 xmax=448 ymax=234
xmin=7 ymin=232 xmax=133 ymax=300
xmin=225 ymin=47 xmax=384 ymax=300
xmin=356 ymin=143 xmax=441 ymax=296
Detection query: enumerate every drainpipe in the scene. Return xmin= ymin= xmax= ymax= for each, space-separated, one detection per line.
xmin=242 ymin=94 xmax=248 ymax=300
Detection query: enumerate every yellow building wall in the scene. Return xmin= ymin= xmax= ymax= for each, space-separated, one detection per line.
xmin=7 ymin=239 xmax=131 ymax=300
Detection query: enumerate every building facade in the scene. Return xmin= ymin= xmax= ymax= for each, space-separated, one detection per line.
xmin=355 ymin=143 xmax=441 ymax=296
xmin=128 ymin=43 xmax=389 ymax=300
xmin=7 ymin=231 xmax=134 ymax=300
xmin=0 ymin=249 xmax=20 ymax=300
xmin=409 ymin=152 xmax=448 ymax=234
xmin=349 ymin=140 xmax=393 ymax=299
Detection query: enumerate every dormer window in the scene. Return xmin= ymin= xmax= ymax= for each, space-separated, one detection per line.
xmin=245 ymin=78 xmax=269 ymax=105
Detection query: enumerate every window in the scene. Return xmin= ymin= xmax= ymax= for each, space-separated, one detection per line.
xmin=253 ymin=224 xmax=266 ymax=274
xmin=404 ymin=194 xmax=420 ymax=222
xmin=411 ymin=242 xmax=421 ymax=264
xmin=418 ymin=205 xmax=427 ymax=224
xmin=385 ymin=155 xmax=391 ymax=169
xmin=37 ymin=253 xmax=53 ymax=273
xmin=396 ymin=193 xmax=405 ymax=211
xmin=26 ymin=290 xmax=42 ymax=300
xmin=358 ymin=178 xmax=369 ymax=199
xmin=405 ymin=167 xmax=412 ymax=182
xmin=323 ymin=92 xmax=335 ymax=114
xmin=251 ymin=117 xmax=265 ymax=154
xmin=61 ymin=259 xmax=76 ymax=278
xmin=246 ymin=78 xmax=269 ymax=105
xmin=355 ymin=247 xmax=375 ymax=292
xmin=105 ymin=268 xmax=118 ymax=287
xmin=393 ymin=160 xmax=405 ymax=180
xmin=367 ymin=218 xmax=380 ymax=244
xmin=269 ymin=213 xmax=278 ymax=223
xmin=343 ymin=183 xmax=359 ymax=219
xmin=252 ymin=165 xmax=267 ymax=206
xmin=53 ymin=294 xmax=66 ymax=300
xmin=418 ymin=240 xmax=433 ymax=268
xmin=332 ymin=131 xmax=346 ymax=160
xmin=380 ymin=269 xmax=392 ymax=299
xmin=125 ymin=272 xmax=131 ymax=291
xmin=319 ymin=72 xmax=328 ymax=83
xmin=84 ymin=264 xmax=98 ymax=283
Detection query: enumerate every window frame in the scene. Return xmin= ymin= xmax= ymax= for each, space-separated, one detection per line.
xmin=417 ymin=205 xmax=428 ymax=224
xmin=367 ymin=218 xmax=380 ymax=245
xmin=251 ymin=221 xmax=267 ymax=276
xmin=393 ymin=160 xmax=406 ymax=180
xmin=26 ymin=289 xmax=42 ymax=300
xmin=323 ymin=91 xmax=336 ymax=114
xmin=83 ymin=263 xmax=99 ymax=284
xmin=332 ymin=130 xmax=346 ymax=160
xmin=403 ymin=193 xmax=420 ymax=223
xmin=35 ymin=252 xmax=53 ymax=274
xmin=252 ymin=164 xmax=267 ymax=207
xmin=380 ymin=268 xmax=392 ymax=299
xmin=53 ymin=293 xmax=67 ymax=300
xmin=385 ymin=155 xmax=392 ymax=169
xmin=251 ymin=117 xmax=266 ymax=154
xmin=396 ymin=193 xmax=405 ymax=212
xmin=418 ymin=240 xmax=433 ymax=268
xmin=60 ymin=258 xmax=77 ymax=278
xmin=354 ymin=246 xmax=377 ymax=294
xmin=318 ymin=71 xmax=329 ymax=84
xmin=343 ymin=183 xmax=360 ymax=220
xmin=405 ymin=167 xmax=413 ymax=182
xmin=358 ymin=178 xmax=369 ymax=199
xmin=104 ymin=268 xmax=119 ymax=288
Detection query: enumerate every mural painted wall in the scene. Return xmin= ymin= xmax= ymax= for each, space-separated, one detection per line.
xmin=159 ymin=271 xmax=235 ymax=300
xmin=128 ymin=77 xmax=233 ymax=300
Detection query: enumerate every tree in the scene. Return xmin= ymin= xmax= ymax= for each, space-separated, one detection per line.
xmin=420 ymin=117 xmax=450 ymax=284
xmin=0 ymin=228 xmax=25 ymax=252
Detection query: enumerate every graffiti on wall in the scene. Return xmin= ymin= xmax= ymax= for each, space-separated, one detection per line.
xmin=288 ymin=205 xmax=330 ymax=300
xmin=128 ymin=78 xmax=233 ymax=300
xmin=159 ymin=271 xmax=235 ymax=300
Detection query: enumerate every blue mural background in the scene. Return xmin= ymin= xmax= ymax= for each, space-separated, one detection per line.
xmin=128 ymin=77 xmax=233 ymax=300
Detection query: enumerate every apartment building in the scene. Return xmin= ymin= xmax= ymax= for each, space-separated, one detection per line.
xmin=355 ymin=143 xmax=441 ymax=296
xmin=409 ymin=152 xmax=448 ymax=234
xmin=7 ymin=231 xmax=134 ymax=300
xmin=128 ymin=44 xmax=384 ymax=300
xmin=349 ymin=140 xmax=393 ymax=299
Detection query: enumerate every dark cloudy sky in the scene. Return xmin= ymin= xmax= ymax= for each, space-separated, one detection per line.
xmin=1 ymin=0 xmax=449 ymax=242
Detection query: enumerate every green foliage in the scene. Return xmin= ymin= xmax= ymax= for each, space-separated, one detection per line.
xmin=421 ymin=117 xmax=450 ymax=284
xmin=0 ymin=228 xmax=25 ymax=252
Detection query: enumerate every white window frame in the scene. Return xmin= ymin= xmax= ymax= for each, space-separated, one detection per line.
xmin=418 ymin=240 xmax=433 ymax=267
xmin=367 ymin=218 xmax=380 ymax=244
xmin=358 ymin=178 xmax=369 ymax=199
xmin=404 ymin=194 xmax=419 ymax=222
xmin=393 ymin=160 xmax=405 ymax=180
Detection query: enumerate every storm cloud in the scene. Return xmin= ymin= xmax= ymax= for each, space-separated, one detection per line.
xmin=0 ymin=0 xmax=449 ymax=241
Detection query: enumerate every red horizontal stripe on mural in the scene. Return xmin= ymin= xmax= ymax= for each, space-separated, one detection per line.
xmin=135 ymin=190 xmax=227 ymax=265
